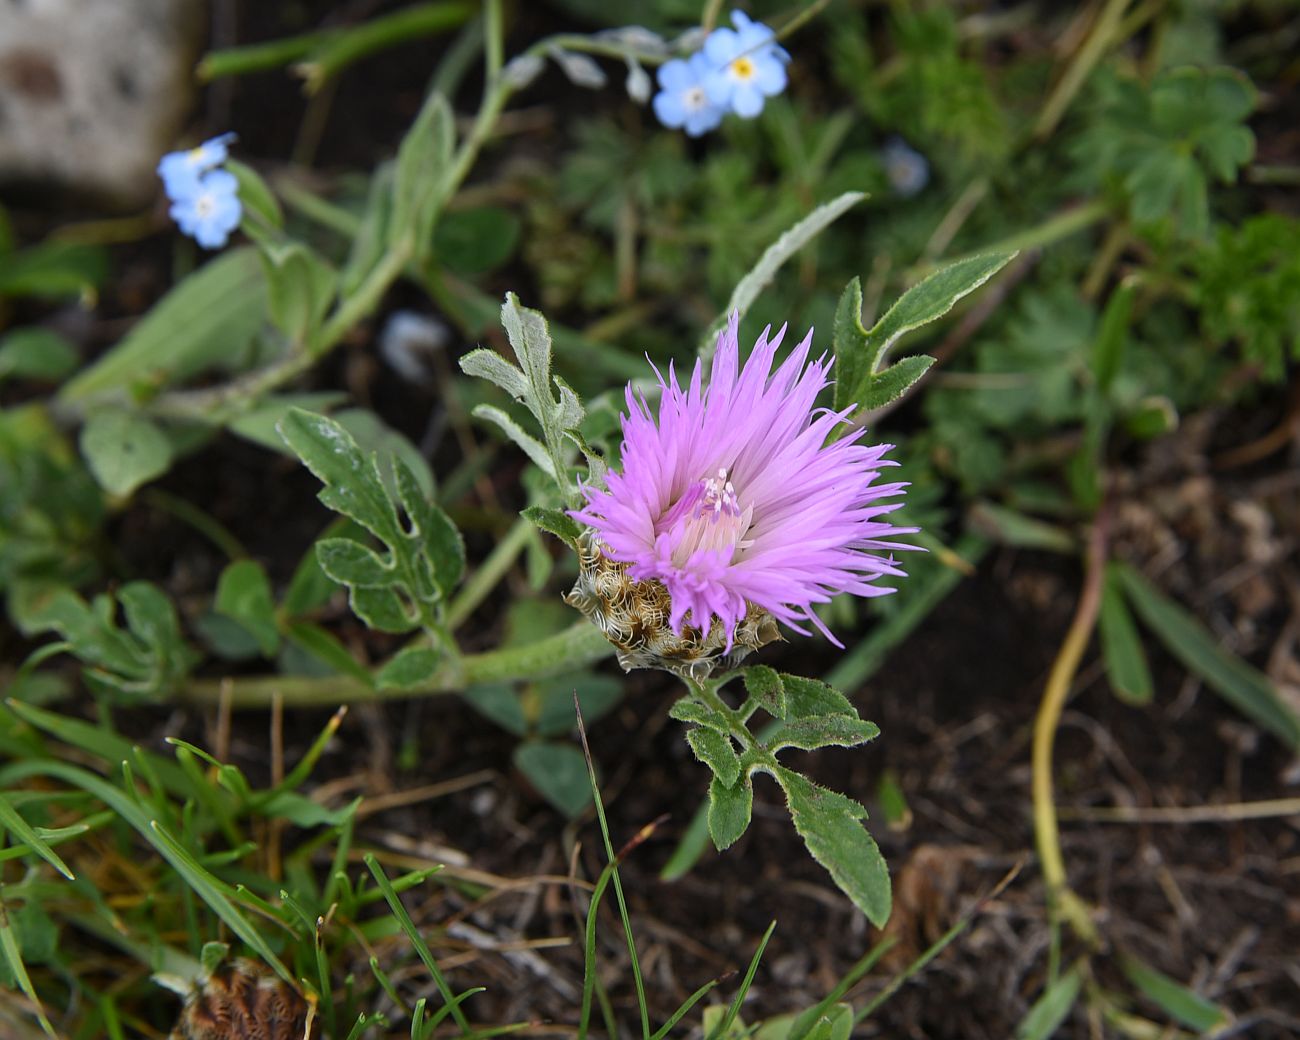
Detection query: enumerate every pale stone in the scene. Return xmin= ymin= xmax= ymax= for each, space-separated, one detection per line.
xmin=0 ymin=0 xmax=203 ymax=205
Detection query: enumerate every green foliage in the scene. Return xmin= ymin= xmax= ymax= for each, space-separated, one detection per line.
xmin=24 ymin=583 xmax=197 ymax=702
xmin=1113 ymin=563 xmax=1300 ymax=748
xmin=1079 ymin=66 xmax=1254 ymax=239
xmin=278 ymin=409 xmax=464 ymax=635
xmin=1193 ymin=213 xmax=1300 ymax=380
xmin=59 ymin=248 xmax=268 ymax=404
xmin=78 ymin=409 xmax=173 ymax=498
xmin=459 ymin=294 xmax=590 ymax=501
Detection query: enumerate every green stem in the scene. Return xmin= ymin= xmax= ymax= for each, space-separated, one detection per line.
xmin=183 ymin=620 xmax=614 ymax=709
xmin=445 ymin=517 xmax=533 ymax=630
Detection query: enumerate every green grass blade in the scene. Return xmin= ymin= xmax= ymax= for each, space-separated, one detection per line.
xmin=0 ymin=869 xmax=57 ymax=1038
xmin=706 ymin=921 xmax=776 ymax=1040
xmin=0 ymin=759 xmax=293 ymax=986
xmin=363 ymin=854 xmax=471 ymax=1035
xmin=0 ymin=790 xmax=75 ymax=879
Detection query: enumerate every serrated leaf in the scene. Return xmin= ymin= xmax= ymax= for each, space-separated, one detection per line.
xmin=278 ymin=409 xmax=401 ymax=544
xmin=707 ymin=775 xmax=753 ymax=851
xmin=1115 ymin=563 xmax=1300 ymax=747
xmin=513 ymin=742 xmax=592 ymax=818
xmin=669 ymin=699 xmax=732 ymax=734
xmin=769 ymin=715 xmax=880 ymax=753
xmin=522 ymin=505 xmax=583 ymax=549
xmin=687 ymin=727 xmax=741 ymax=787
xmin=1099 ymin=567 xmax=1153 ymax=705
xmin=80 ymin=409 xmax=173 ymax=497
xmin=781 ymin=675 xmax=855 ymax=719
xmin=317 ymin=537 xmax=394 ymax=587
xmin=776 ymin=768 xmax=890 ymax=926
xmin=472 ymin=404 xmax=557 ymax=478
xmin=376 ymin=646 xmax=441 ymax=690
xmin=214 ymin=559 xmax=280 ymax=656
xmin=743 ymin=665 xmax=786 ymax=719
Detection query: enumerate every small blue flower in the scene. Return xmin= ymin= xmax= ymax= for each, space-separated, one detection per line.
xmin=881 ymin=136 xmax=930 ymax=197
xmin=653 ymin=51 xmax=727 ymax=137
xmin=168 ymin=169 xmax=242 ymax=250
xmin=157 ymin=132 xmax=237 ymax=200
xmin=701 ymin=10 xmax=789 ymax=119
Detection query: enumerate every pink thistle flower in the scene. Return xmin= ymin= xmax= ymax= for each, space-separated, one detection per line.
xmin=569 ymin=313 xmax=919 ymax=651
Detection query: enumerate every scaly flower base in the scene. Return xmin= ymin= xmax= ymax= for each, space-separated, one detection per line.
xmin=566 ymin=537 xmax=781 ymax=678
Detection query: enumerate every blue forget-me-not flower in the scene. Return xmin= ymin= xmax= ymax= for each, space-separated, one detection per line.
xmin=702 ymin=11 xmax=789 ymax=119
xmin=158 ymin=133 xmax=242 ymax=250
xmin=157 ymin=133 xmax=237 ymax=200
xmin=168 ymin=169 xmax=242 ymax=250
xmin=651 ymin=10 xmax=789 ymax=135
xmin=653 ymin=52 xmax=727 ymax=137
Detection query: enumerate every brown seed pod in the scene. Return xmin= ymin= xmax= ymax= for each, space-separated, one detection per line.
xmin=566 ymin=536 xmax=781 ymax=678
xmin=170 ymin=959 xmax=316 ymax=1040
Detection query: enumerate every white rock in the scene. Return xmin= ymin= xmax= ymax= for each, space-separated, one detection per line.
xmin=0 ymin=0 xmax=202 ymax=205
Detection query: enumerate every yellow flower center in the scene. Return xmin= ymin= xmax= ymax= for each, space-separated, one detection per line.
xmin=731 ymin=56 xmax=756 ymax=80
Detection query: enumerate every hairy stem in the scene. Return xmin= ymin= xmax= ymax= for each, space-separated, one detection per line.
xmin=183 ymin=620 xmax=614 ymax=709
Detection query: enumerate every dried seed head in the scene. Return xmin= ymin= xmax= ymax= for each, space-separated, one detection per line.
xmin=566 ymin=536 xmax=780 ymax=679
xmin=171 ymin=959 xmax=316 ymax=1040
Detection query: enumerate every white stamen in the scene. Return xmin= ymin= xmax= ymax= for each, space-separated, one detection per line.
xmin=670 ymin=468 xmax=752 ymax=567
xmin=684 ymin=86 xmax=707 ymax=112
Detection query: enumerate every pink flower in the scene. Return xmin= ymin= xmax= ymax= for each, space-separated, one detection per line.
xmin=570 ymin=313 xmax=918 ymax=648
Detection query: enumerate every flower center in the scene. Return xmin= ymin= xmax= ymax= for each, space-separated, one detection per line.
xmin=683 ymin=86 xmax=707 ymax=111
xmin=194 ymin=193 xmax=216 ymax=218
xmin=730 ymin=56 xmax=756 ymax=80
xmin=667 ymin=468 xmax=753 ymax=567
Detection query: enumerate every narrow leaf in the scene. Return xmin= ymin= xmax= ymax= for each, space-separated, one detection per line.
xmin=703 ymin=192 xmax=865 ymax=357
xmin=1099 ymin=567 xmax=1153 ymax=705
xmin=471 ymin=404 xmax=556 ymax=478
xmin=1115 ymin=563 xmax=1300 ymax=747
xmin=1015 ymin=967 xmax=1082 ymax=1040
xmin=1118 ymin=953 xmax=1228 ymax=1032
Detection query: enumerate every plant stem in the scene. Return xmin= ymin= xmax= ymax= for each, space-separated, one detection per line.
xmin=1030 ymin=504 xmax=1109 ymax=944
xmin=183 ymin=620 xmax=614 ymax=709
xmin=445 ymin=517 xmax=533 ymax=630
